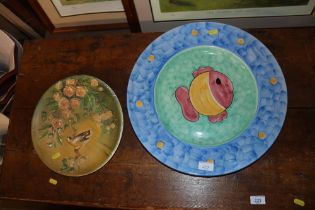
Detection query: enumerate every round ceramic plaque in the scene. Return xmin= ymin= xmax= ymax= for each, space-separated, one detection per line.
xmin=127 ymin=22 xmax=287 ymax=176
xmin=32 ymin=75 xmax=123 ymax=176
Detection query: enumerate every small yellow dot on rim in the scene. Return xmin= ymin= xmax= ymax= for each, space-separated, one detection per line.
xmin=49 ymin=178 xmax=57 ymax=185
xmin=258 ymin=131 xmax=266 ymax=140
xmin=136 ymin=100 xmax=143 ymax=108
xmin=156 ymin=141 xmax=165 ymax=149
xmin=191 ymin=29 xmax=198 ymax=36
xmin=208 ymin=29 xmax=218 ymax=35
xmin=237 ymin=38 xmax=245 ymax=45
xmin=148 ymin=54 xmax=155 ymax=62
xmin=51 ymin=152 xmax=61 ymax=160
xmin=207 ymin=159 xmax=214 ymax=164
xmin=270 ymin=77 xmax=278 ymax=85
xmin=294 ymin=198 xmax=305 ymax=207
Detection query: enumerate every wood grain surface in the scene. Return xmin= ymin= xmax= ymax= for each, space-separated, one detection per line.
xmin=0 ymin=28 xmax=314 ymax=210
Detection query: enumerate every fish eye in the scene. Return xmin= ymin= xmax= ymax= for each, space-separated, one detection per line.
xmin=216 ymin=78 xmax=221 ymax=85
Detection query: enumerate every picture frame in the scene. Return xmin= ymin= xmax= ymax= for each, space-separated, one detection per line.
xmin=28 ymin=0 xmax=140 ymax=33
xmin=51 ymin=0 xmax=124 ymax=17
xmin=134 ymin=0 xmax=315 ymax=32
xmin=150 ymin=0 xmax=315 ymax=21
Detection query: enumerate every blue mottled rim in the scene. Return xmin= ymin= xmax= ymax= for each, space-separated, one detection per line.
xmin=127 ymin=22 xmax=287 ymax=176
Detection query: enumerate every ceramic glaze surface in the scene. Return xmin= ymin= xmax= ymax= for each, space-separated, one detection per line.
xmin=127 ymin=22 xmax=287 ymax=176
xmin=155 ymin=46 xmax=258 ymax=146
xmin=32 ymin=75 xmax=123 ymax=176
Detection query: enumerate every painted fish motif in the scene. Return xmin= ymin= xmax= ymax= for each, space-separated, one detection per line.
xmin=175 ymin=66 xmax=234 ymax=123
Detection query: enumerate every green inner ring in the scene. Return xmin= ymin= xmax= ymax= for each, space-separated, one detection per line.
xmin=154 ymin=46 xmax=258 ymax=147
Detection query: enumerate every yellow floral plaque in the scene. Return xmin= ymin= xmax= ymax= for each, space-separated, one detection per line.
xmin=31 ymin=75 xmax=123 ymax=176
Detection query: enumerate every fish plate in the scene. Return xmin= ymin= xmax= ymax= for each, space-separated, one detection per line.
xmin=127 ymin=22 xmax=287 ymax=176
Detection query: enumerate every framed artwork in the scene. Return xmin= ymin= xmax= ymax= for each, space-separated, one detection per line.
xmin=28 ymin=0 xmax=140 ymax=33
xmin=134 ymin=0 xmax=315 ymax=32
xmin=51 ymin=0 xmax=124 ymax=17
xmin=150 ymin=0 xmax=315 ymax=21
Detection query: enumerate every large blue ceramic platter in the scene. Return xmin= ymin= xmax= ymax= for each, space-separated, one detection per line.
xmin=127 ymin=22 xmax=287 ymax=176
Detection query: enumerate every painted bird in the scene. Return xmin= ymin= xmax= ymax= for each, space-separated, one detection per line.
xmin=66 ymin=130 xmax=91 ymax=156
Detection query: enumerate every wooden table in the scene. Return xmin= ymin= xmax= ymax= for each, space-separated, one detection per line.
xmin=0 ymin=28 xmax=314 ymax=210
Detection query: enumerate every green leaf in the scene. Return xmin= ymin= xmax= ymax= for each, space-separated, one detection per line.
xmin=45 ymin=100 xmax=58 ymax=112
xmin=41 ymin=111 xmax=47 ymax=121
xmin=39 ymin=130 xmax=49 ymax=139
xmin=38 ymin=123 xmax=52 ymax=131
xmin=78 ymin=77 xmax=90 ymax=84
xmin=61 ymin=158 xmax=68 ymax=170
xmin=89 ymin=89 xmax=99 ymax=95
xmin=57 ymin=135 xmax=63 ymax=145
xmin=62 ymin=158 xmax=67 ymax=165
xmin=95 ymin=106 xmax=103 ymax=114
xmin=75 ymin=113 xmax=81 ymax=122
xmin=89 ymin=95 xmax=96 ymax=111
xmin=82 ymin=94 xmax=94 ymax=112
xmin=82 ymin=96 xmax=88 ymax=108
xmin=46 ymin=97 xmax=55 ymax=104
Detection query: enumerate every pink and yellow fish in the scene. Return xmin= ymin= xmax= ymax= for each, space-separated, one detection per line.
xmin=175 ymin=66 xmax=234 ymax=123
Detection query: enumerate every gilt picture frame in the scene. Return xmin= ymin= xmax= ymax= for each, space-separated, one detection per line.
xmin=134 ymin=0 xmax=315 ymax=32
xmin=51 ymin=0 xmax=124 ymax=17
xmin=28 ymin=0 xmax=140 ymax=33
xmin=150 ymin=0 xmax=315 ymax=21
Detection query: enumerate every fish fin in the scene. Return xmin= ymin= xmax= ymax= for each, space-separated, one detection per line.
xmin=208 ymin=110 xmax=228 ymax=123
xmin=192 ymin=66 xmax=214 ymax=78
xmin=175 ymin=87 xmax=199 ymax=122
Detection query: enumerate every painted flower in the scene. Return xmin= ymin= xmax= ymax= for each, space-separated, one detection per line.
xmin=68 ymin=158 xmax=75 ymax=168
xmin=63 ymin=86 xmax=75 ymax=98
xmin=61 ymin=109 xmax=71 ymax=119
xmin=51 ymin=118 xmax=63 ymax=129
xmin=58 ymin=97 xmax=69 ymax=110
xmin=65 ymin=79 xmax=77 ymax=86
xmin=55 ymin=81 xmax=63 ymax=90
xmin=76 ymin=86 xmax=87 ymax=97
xmin=48 ymin=113 xmax=54 ymax=121
xmin=92 ymin=114 xmax=102 ymax=123
xmin=57 ymin=127 xmax=64 ymax=135
xmin=70 ymin=98 xmax=80 ymax=109
xmin=101 ymin=111 xmax=113 ymax=121
xmin=109 ymin=123 xmax=116 ymax=129
xmin=96 ymin=123 xmax=102 ymax=128
xmin=53 ymin=92 xmax=61 ymax=101
xmin=90 ymin=79 xmax=98 ymax=87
